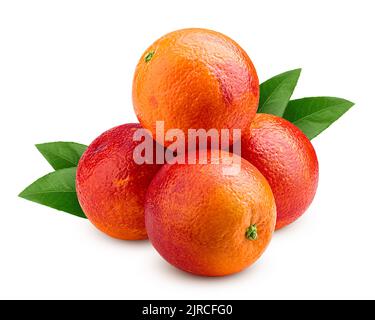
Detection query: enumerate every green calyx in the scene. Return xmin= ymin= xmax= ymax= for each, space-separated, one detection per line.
xmin=145 ymin=51 xmax=155 ymax=63
xmin=246 ymin=224 xmax=258 ymax=240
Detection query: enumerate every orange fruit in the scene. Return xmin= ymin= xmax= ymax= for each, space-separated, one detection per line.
xmin=145 ymin=152 xmax=276 ymax=276
xmin=76 ymin=123 xmax=161 ymax=240
xmin=240 ymin=114 xmax=319 ymax=230
xmin=132 ymin=28 xmax=259 ymax=146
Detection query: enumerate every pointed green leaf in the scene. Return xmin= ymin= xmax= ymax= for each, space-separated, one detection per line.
xmin=36 ymin=142 xmax=87 ymax=170
xmin=19 ymin=167 xmax=86 ymax=218
xmin=283 ymin=97 xmax=354 ymax=140
xmin=258 ymin=68 xmax=301 ymax=116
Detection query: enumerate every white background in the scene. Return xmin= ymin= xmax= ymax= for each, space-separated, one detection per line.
xmin=1 ymin=0 xmax=374 ymax=300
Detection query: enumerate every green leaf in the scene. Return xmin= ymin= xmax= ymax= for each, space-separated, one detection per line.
xmin=258 ymin=68 xmax=301 ymax=116
xmin=36 ymin=142 xmax=87 ymax=170
xmin=283 ymin=97 xmax=355 ymax=139
xmin=19 ymin=167 xmax=86 ymax=219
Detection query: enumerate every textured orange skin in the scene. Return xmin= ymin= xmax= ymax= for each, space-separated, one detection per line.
xmin=240 ymin=114 xmax=319 ymax=230
xmin=76 ymin=124 xmax=161 ymax=240
xmin=132 ymin=28 xmax=259 ymax=146
xmin=145 ymin=152 xmax=276 ymax=276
